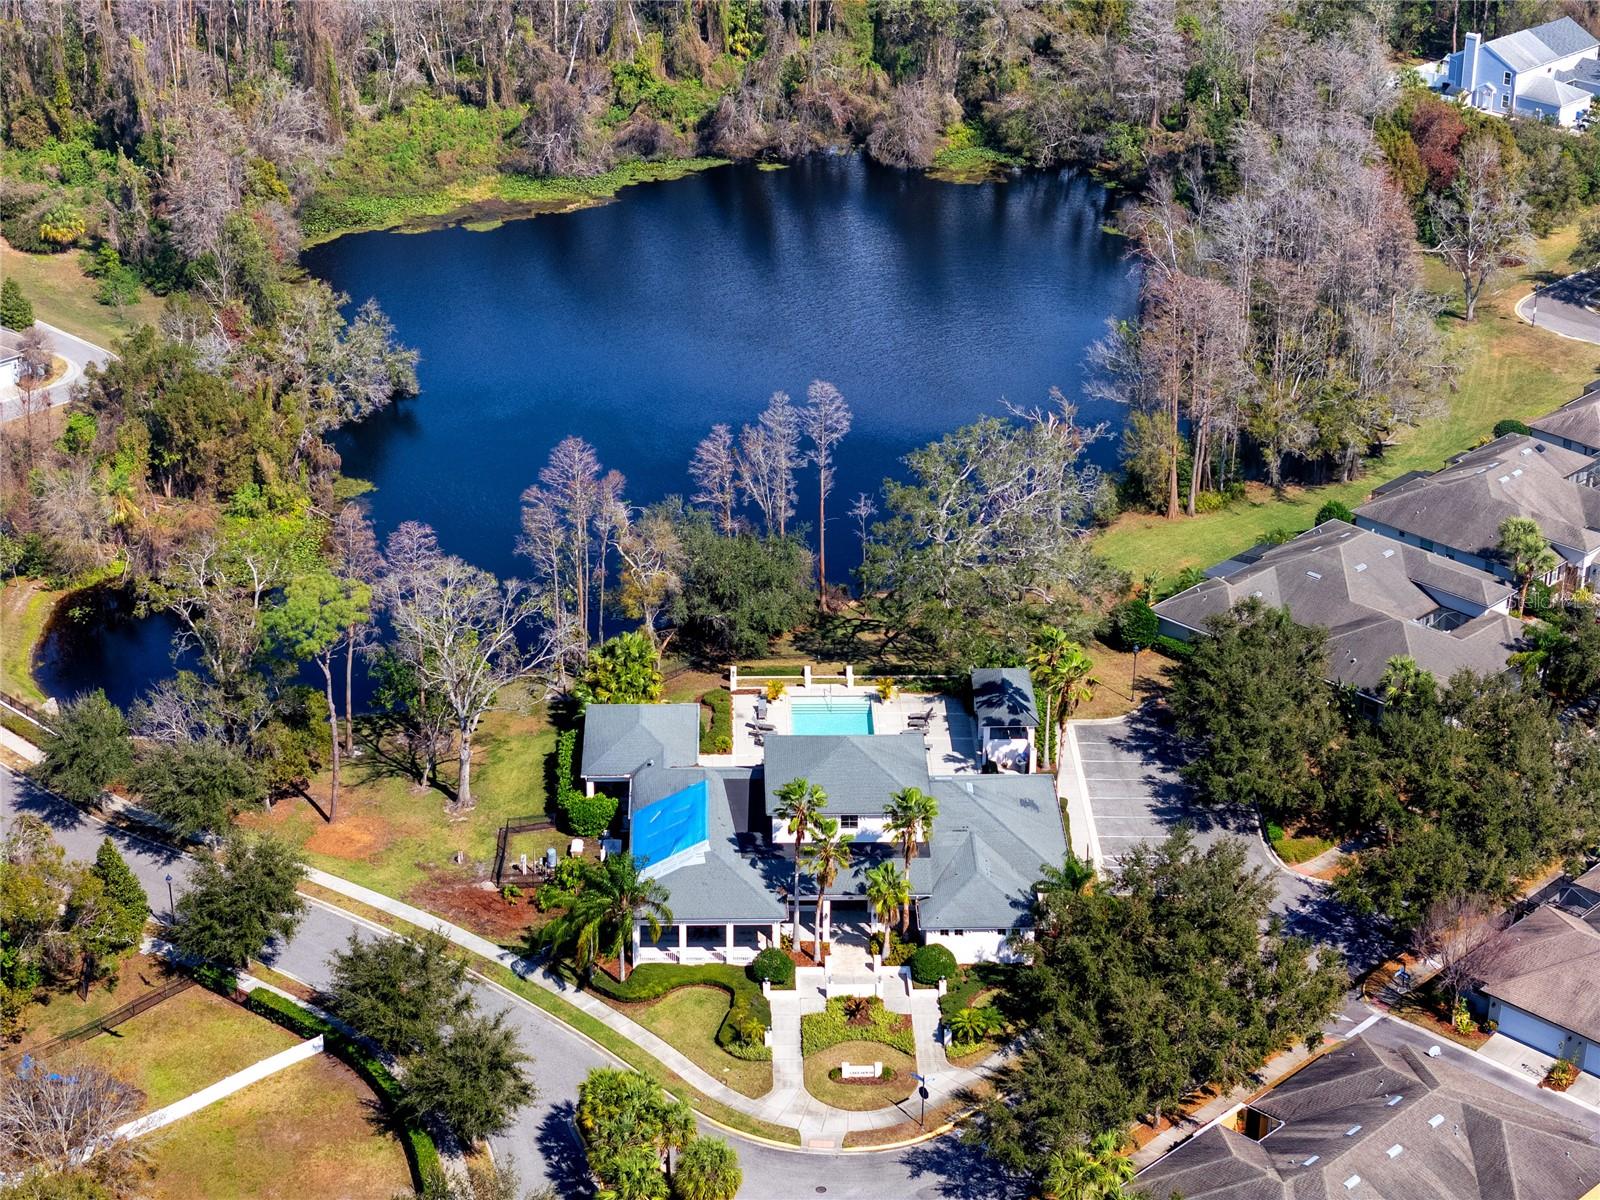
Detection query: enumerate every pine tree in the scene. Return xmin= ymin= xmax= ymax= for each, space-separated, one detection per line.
xmin=0 ymin=277 xmax=33 ymax=329
xmin=92 ymin=838 xmax=149 ymax=953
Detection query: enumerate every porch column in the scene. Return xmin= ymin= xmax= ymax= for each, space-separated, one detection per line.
xmin=632 ymin=922 xmax=641 ymax=960
xmin=725 ymin=923 xmax=735 ymax=952
xmin=770 ymin=922 xmax=780 ymax=949
xmin=678 ymin=924 xmax=688 ymax=951
xmin=586 ymin=780 xmax=595 ymax=797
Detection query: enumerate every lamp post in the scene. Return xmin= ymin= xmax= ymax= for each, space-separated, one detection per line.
xmin=165 ymin=874 xmax=175 ymax=920
xmin=1130 ymin=644 xmax=1142 ymax=702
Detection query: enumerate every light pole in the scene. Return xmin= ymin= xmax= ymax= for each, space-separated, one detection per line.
xmin=1130 ymin=644 xmax=1142 ymax=702
xmin=165 ymin=874 xmax=175 ymax=920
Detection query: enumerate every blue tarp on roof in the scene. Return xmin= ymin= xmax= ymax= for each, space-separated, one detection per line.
xmin=633 ymin=778 xmax=709 ymax=869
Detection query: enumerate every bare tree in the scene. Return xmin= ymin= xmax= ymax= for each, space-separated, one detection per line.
xmin=689 ymin=423 xmax=740 ymax=534
xmin=331 ymin=504 xmax=383 ymax=755
xmin=0 ymin=1058 xmax=140 ymax=1176
xmin=616 ymin=507 xmax=685 ymax=648
xmin=737 ymin=391 xmax=801 ymax=538
xmin=1412 ymin=893 xmax=1509 ymax=1006
xmin=383 ymin=531 xmax=550 ymax=813
xmin=1431 ymin=137 xmax=1533 ymax=322
xmin=848 ymin=492 xmax=877 ymax=576
xmin=519 ymin=437 xmax=611 ymax=662
xmin=801 ymin=380 xmax=853 ymax=598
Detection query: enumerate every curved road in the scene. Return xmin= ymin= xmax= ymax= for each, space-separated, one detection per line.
xmin=0 ymin=767 xmax=1007 ymax=1199
xmin=1518 ymin=270 xmax=1600 ymax=346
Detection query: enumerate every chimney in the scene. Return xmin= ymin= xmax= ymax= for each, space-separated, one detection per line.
xmin=1464 ymin=31 xmax=1483 ymax=95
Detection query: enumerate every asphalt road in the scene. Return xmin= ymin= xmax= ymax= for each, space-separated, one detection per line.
xmin=0 ymin=766 xmax=1010 ymax=1199
xmin=1521 ymin=270 xmax=1600 ymax=346
xmin=1068 ymin=707 xmax=1389 ymax=971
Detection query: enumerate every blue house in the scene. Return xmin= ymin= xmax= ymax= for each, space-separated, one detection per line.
xmin=1445 ymin=17 xmax=1599 ymax=126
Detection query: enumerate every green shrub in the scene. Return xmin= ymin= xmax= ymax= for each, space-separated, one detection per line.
xmin=1109 ymin=598 xmax=1159 ymax=650
xmin=1266 ymin=822 xmax=1286 ymax=844
xmin=1153 ymin=634 xmax=1194 ymax=661
xmin=1314 ymin=500 xmax=1356 ymax=526
xmin=910 ymin=943 xmax=957 ymax=985
xmin=699 ymin=688 xmax=733 ymax=754
xmin=1494 ymin=418 xmax=1533 ymax=439
xmin=800 ymin=997 xmax=915 ymax=1056
xmin=555 ymin=729 xmax=617 ymax=836
xmin=747 ymin=947 xmax=793 ymax=987
xmin=534 ymin=885 xmax=574 ymax=912
xmin=585 ymin=963 xmax=772 ymax=1058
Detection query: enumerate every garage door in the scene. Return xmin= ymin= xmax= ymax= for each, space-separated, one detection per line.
xmin=1496 ymin=1004 xmax=1570 ymax=1060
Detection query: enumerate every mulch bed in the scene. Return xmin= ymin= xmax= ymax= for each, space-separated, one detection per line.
xmin=410 ymin=870 xmax=546 ymax=942
xmin=827 ymin=1067 xmax=898 ymax=1086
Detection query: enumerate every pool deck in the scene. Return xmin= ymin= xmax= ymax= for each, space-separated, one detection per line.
xmin=724 ymin=688 xmax=979 ymax=775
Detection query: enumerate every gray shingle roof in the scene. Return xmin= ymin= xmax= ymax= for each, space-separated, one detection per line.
xmin=579 ymin=704 xmax=700 ymax=778
xmin=1355 ymin=434 xmax=1600 ymax=559
xmin=1531 ymin=387 xmax=1600 ymax=454
xmin=1138 ymin=1035 xmax=1600 ymax=1199
xmin=1152 ymin=522 xmax=1520 ymax=694
xmin=1471 ymin=905 xmax=1600 ymax=1045
xmin=1488 ymin=16 xmax=1598 ymax=72
xmin=629 ymin=764 xmax=784 ymax=923
xmin=761 ymin=732 xmax=931 ymax=816
xmin=970 ymin=668 xmax=1040 ymax=729
xmin=1519 ymin=74 xmax=1592 ymax=106
xmin=920 ymin=774 xmax=1064 ymax=930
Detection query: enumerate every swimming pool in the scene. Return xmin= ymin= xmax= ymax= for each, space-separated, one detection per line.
xmin=789 ymin=698 xmax=876 ymax=736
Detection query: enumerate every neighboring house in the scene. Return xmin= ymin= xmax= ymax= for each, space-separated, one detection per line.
xmin=1445 ymin=17 xmax=1599 ymax=126
xmin=578 ymin=669 xmax=1067 ymax=967
xmin=1137 ymin=1034 xmax=1600 ymax=1199
xmin=1530 ymin=384 xmax=1600 ymax=457
xmin=1151 ymin=521 xmax=1521 ymax=699
xmin=1468 ymin=881 xmax=1600 ymax=1075
xmin=0 ymin=328 xmax=26 ymax=390
xmin=969 ymin=667 xmax=1038 ymax=773
xmin=1353 ymin=434 xmax=1600 ymax=591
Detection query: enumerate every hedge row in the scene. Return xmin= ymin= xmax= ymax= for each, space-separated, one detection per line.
xmin=555 ymin=728 xmax=617 ymax=837
xmin=699 ymin=689 xmax=733 ymax=754
xmin=800 ymin=997 xmax=915 ymax=1057
xmin=588 ymin=964 xmax=772 ymax=1058
xmin=241 ymin=987 xmax=442 ymax=1188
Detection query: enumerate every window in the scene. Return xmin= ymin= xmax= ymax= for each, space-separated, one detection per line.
xmin=1504 ymin=70 xmax=1512 ymax=86
xmin=1501 ymin=94 xmax=1511 ymax=110
xmin=838 ymin=814 xmax=859 ymax=830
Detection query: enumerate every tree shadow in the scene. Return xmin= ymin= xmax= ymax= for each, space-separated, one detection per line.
xmin=536 ymin=1100 xmax=594 ymax=1197
xmin=900 ymin=1135 xmax=1030 ymax=1200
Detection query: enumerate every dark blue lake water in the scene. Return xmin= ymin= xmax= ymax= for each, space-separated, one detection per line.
xmin=37 ymin=155 xmax=1139 ymax=709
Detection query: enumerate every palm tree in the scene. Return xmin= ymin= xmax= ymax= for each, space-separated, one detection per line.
xmin=1028 ymin=628 xmax=1099 ymax=768
xmin=1036 ymin=852 xmax=1095 ymax=906
xmin=774 ymin=777 xmax=828 ymax=952
xmin=800 ymin=816 xmax=853 ymax=964
xmin=1498 ymin=515 xmax=1560 ymax=615
xmin=672 ymin=1136 xmax=743 ymax=1200
xmin=538 ymin=853 xmax=672 ymax=981
xmin=865 ymin=860 xmax=911 ymax=938
xmin=884 ymin=786 xmax=938 ymax=874
xmin=1040 ymin=1131 xmax=1135 ymax=1200
xmin=1378 ymin=654 xmax=1437 ymax=706
xmin=945 ymin=1004 xmax=1001 ymax=1050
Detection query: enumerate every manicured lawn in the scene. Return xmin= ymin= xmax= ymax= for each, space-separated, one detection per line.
xmin=139 ymin=1053 xmax=412 ymax=1200
xmin=70 ymin=986 xmax=301 ymax=1112
xmin=802 ymin=1042 xmax=917 ymax=1111
xmin=1093 ymin=217 xmax=1600 ymax=581
xmin=630 ymin=985 xmax=773 ymax=1099
xmin=0 ymin=239 xmax=163 ymax=348
xmin=238 ymin=702 xmax=555 ymax=903
xmin=1270 ymin=830 xmax=1335 ymax=865
xmin=15 ymin=953 xmax=170 ymax=1049
xmin=801 ymin=997 xmax=915 ymax=1056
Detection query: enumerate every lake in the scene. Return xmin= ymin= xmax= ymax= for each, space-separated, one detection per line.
xmin=37 ymin=155 xmax=1140 ymax=709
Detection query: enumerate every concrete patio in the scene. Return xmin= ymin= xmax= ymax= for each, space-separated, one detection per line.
xmin=1479 ymin=1033 xmax=1600 ymax=1108
xmin=725 ymin=687 xmax=981 ymax=776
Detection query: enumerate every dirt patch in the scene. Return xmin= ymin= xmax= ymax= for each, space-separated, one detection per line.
xmin=302 ymin=807 xmax=398 ymax=861
xmin=410 ymin=869 xmax=544 ymax=943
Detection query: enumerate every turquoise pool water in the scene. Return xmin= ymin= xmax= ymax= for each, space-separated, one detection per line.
xmin=790 ymin=698 xmax=876 ymax=736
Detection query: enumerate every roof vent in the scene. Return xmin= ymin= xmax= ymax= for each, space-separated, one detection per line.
xmin=1522 ymin=446 xmax=1535 ymax=455
xmin=1383 ymin=549 xmax=1396 ymax=558
xmin=1386 ymin=1095 xmax=1403 ymax=1106
xmin=1428 ymin=1114 xmax=1445 ymax=1128
xmin=1251 ymin=590 xmax=1263 ymax=598
xmin=1344 ymin=1176 xmax=1361 ymax=1191
xmin=1345 ymin=1125 xmax=1362 ymax=1137
xmin=1513 ymin=468 xmax=1524 ymax=477
xmin=1306 ymin=571 xmax=1322 ymax=580
xmin=1302 ymin=1155 xmax=1321 ymax=1167
xmin=1427 ymin=1045 xmax=1442 ymax=1058
xmin=1387 ymin=1145 xmax=1404 ymax=1159
xmin=1498 ymin=475 xmax=1510 ymax=483
xmin=1355 ymin=563 xmax=1368 ymax=572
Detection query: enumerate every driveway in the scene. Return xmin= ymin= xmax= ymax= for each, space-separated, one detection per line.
xmin=0 ymin=320 xmax=112 ymax=422
xmin=1063 ymin=706 xmax=1388 ymax=970
xmin=1517 ymin=270 xmax=1600 ymax=345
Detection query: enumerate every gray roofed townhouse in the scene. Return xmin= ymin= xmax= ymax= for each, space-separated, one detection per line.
xmin=1137 ymin=1035 xmax=1600 ymax=1200
xmin=1466 ymin=903 xmax=1600 ymax=1072
xmin=762 ymin=731 xmax=931 ymax=817
xmin=1531 ymin=385 xmax=1600 ymax=457
xmin=1490 ymin=15 xmax=1599 ymax=70
xmin=1151 ymin=521 xmax=1520 ymax=696
xmin=1353 ymin=434 xmax=1600 ymax=582
xmin=579 ymin=703 xmax=701 ymax=778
